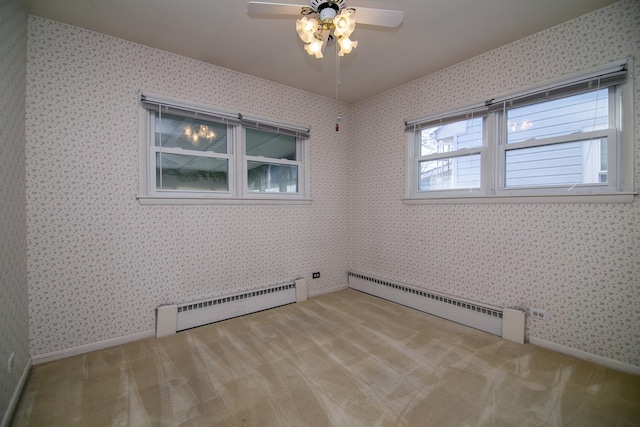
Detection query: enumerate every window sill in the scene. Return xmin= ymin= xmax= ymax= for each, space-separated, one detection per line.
xmin=137 ymin=195 xmax=312 ymax=205
xmin=403 ymin=192 xmax=637 ymax=205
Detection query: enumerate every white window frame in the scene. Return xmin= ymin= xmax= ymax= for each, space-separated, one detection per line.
xmin=148 ymin=116 xmax=236 ymax=199
xmin=138 ymin=92 xmax=311 ymax=205
xmin=410 ymin=111 xmax=488 ymax=198
xmin=238 ymin=129 xmax=307 ymax=200
xmin=404 ymin=59 xmax=635 ymax=204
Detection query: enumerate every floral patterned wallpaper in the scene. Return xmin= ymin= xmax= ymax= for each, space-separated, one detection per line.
xmin=22 ymin=0 xmax=640 ymax=371
xmin=25 ymin=17 xmax=352 ymax=356
xmin=350 ymin=0 xmax=640 ymax=367
xmin=0 ymin=0 xmax=29 ymax=418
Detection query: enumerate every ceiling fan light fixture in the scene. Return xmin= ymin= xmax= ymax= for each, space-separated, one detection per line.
xmin=247 ymin=0 xmax=405 ymax=58
xmin=296 ymin=3 xmax=357 ymax=59
xmin=184 ymin=124 xmax=216 ymax=146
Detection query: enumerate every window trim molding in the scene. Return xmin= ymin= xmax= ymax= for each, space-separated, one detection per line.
xmin=136 ymin=196 xmax=313 ymax=205
xmin=137 ymin=92 xmax=312 ymax=204
xmin=402 ymin=192 xmax=636 ymax=205
xmin=403 ymin=58 xmax=636 ymax=204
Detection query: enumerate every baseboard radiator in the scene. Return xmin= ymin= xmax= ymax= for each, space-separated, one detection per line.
xmin=348 ymin=272 xmax=505 ymax=336
xmin=156 ymin=279 xmax=306 ymax=337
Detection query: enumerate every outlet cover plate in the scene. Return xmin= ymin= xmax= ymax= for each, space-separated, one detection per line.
xmin=529 ymin=308 xmax=548 ymax=320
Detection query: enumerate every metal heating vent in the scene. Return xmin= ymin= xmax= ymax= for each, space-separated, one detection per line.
xmin=177 ymin=283 xmax=296 ymax=313
xmin=348 ymin=272 xmax=503 ymax=335
xmin=175 ymin=282 xmax=297 ymax=332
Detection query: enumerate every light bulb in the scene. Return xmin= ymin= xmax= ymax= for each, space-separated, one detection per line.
xmin=296 ymin=17 xmax=319 ymax=44
xmin=305 ymin=39 xmax=324 ymax=58
xmin=333 ymin=9 xmax=355 ymax=38
xmin=338 ymin=37 xmax=357 ymax=56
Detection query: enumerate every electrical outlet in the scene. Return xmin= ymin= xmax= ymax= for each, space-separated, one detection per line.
xmin=529 ymin=308 xmax=548 ymax=321
xmin=312 ymin=272 xmax=320 ymax=279
xmin=8 ymin=352 xmax=15 ymax=374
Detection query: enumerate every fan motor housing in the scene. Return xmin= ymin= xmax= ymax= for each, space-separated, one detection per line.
xmin=310 ymin=0 xmax=346 ymax=14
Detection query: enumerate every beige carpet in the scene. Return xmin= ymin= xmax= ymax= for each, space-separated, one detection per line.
xmin=11 ymin=289 xmax=640 ymax=426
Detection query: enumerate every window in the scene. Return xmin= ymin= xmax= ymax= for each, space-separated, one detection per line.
xmin=416 ymin=114 xmax=485 ymax=196
xmin=405 ymin=60 xmax=634 ymax=203
xmin=245 ymin=128 xmax=300 ymax=194
xmin=138 ymin=92 xmax=310 ymax=204
xmin=153 ymin=112 xmax=231 ymax=193
xmin=501 ymin=89 xmax=611 ymax=189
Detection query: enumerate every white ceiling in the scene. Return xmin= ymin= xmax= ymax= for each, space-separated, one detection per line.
xmin=24 ymin=0 xmax=618 ymax=104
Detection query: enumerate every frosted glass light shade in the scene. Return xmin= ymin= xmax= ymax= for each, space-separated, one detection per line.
xmin=305 ymin=39 xmax=324 ymax=58
xmin=296 ymin=17 xmax=319 ymax=44
xmin=333 ymin=9 xmax=355 ymax=38
xmin=337 ymin=37 xmax=357 ymax=56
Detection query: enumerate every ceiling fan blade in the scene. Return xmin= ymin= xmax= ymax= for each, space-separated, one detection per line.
xmin=352 ymin=7 xmax=404 ymax=27
xmin=247 ymin=1 xmax=308 ymax=16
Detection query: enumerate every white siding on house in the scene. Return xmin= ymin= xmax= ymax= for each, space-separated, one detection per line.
xmin=505 ymin=88 xmax=610 ymax=187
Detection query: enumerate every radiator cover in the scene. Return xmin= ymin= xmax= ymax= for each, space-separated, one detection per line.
xmin=176 ymin=282 xmax=297 ymax=331
xmin=348 ymin=272 xmax=503 ymax=336
xmin=155 ymin=281 xmax=299 ymax=337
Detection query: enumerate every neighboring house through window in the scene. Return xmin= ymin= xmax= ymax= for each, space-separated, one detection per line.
xmin=405 ymin=59 xmax=634 ymax=204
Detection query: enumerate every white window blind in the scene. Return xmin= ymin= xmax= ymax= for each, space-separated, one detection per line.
xmin=140 ymin=92 xmax=311 ymax=139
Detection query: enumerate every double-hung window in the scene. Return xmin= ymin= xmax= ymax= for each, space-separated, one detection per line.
xmin=245 ymin=127 xmax=301 ymax=194
xmin=411 ymin=109 xmax=487 ymax=197
xmin=150 ymin=110 xmax=232 ymax=194
xmin=138 ymin=92 xmax=310 ymax=204
xmin=405 ymin=59 xmax=634 ymax=203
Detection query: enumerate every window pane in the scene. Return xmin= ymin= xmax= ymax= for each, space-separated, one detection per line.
xmin=155 ymin=112 xmax=227 ymax=154
xmin=156 ymin=153 xmax=228 ymax=191
xmin=246 ymin=128 xmax=296 ymax=160
xmin=247 ymin=162 xmax=298 ymax=193
xmin=507 ymin=89 xmax=608 ymax=144
xmin=505 ymin=138 xmax=607 ymax=187
xmin=420 ymin=118 xmax=483 ymax=156
xmin=419 ymin=154 xmax=480 ymax=191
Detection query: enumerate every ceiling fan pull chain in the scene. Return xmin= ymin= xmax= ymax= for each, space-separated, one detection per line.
xmin=336 ymin=42 xmax=341 ymax=131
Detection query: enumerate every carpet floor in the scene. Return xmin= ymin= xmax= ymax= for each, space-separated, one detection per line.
xmin=11 ymin=289 xmax=640 ymax=426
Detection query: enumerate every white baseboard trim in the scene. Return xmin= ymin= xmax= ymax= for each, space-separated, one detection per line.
xmin=308 ymin=285 xmax=349 ymax=298
xmin=529 ymin=336 xmax=640 ymax=376
xmin=31 ymin=330 xmax=155 ymax=365
xmin=1 ymin=357 xmax=32 ymax=427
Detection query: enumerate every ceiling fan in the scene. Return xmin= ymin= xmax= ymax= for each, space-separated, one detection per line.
xmin=248 ymin=0 xmax=404 ymax=58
